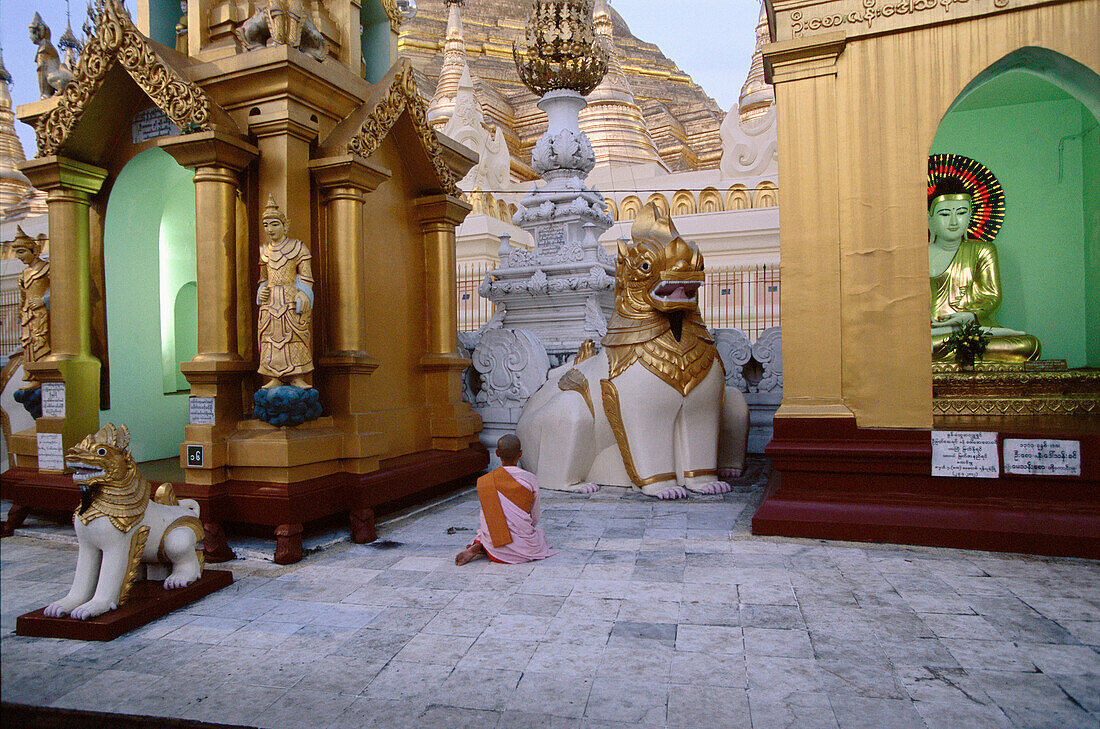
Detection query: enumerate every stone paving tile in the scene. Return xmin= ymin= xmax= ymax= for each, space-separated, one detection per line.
xmin=4 ymin=457 xmax=1100 ymax=729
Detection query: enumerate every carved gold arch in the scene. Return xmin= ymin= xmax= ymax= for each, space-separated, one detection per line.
xmin=754 ymin=181 xmax=779 ymax=208
xmin=346 ymin=61 xmax=459 ymax=196
xmin=620 ymin=195 xmax=642 ymax=220
xmin=699 ymin=187 xmax=723 ymax=213
xmin=36 ymin=0 xmax=212 ymax=157
xmin=726 ymin=185 xmax=751 ymax=210
xmin=671 ymin=190 xmax=696 ymax=216
xmin=604 ymin=197 xmax=618 ymax=220
xmin=645 ymin=193 xmax=670 ymax=217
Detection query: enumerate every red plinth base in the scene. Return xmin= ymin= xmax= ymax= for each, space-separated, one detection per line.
xmin=2 ymin=444 xmax=489 ymax=565
xmin=15 ymin=570 xmax=234 ymax=641
xmin=754 ymin=416 xmax=1100 ymax=559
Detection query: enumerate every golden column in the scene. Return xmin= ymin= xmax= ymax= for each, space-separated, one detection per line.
xmin=20 ymin=156 xmax=107 ymax=466
xmin=159 ymin=131 xmax=258 ymax=487
xmin=308 ymin=153 xmax=391 ymax=474
xmin=413 ymin=194 xmax=481 ymax=451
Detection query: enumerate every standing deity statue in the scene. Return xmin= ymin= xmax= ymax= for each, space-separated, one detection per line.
xmin=12 ymin=228 xmax=51 ymax=389
xmin=256 ymin=196 xmax=314 ymax=389
xmin=29 ymin=13 xmax=72 ymax=99
xmin=927 ymin=163 xmax=1041 ymax=362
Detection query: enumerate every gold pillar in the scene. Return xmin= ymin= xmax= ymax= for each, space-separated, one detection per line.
xmin=159 ymin=132 xmax=258 ymax=485
xmin=763 ymin=34 xmax=854 ymax=421
xmin=249 ymin=115 xmax=318 ymax=241
xmin=309 ymin=154 xmax=391 ymax=474
xmin=20 ymin=157 xmax=107 ymax=465
xmin=413 ymin=194 xmax=481 ymax=451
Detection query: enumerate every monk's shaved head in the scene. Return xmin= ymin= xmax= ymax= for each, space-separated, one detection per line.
xmin=496 ymin=434 xmax=521 ymax=463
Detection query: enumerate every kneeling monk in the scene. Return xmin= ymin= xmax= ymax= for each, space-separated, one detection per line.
xmin=455 ymin=434 xmax=556 ymax=565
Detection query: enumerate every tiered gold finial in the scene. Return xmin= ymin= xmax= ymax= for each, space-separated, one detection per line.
xmin=738 ymin=1 xmax=775 ymax=124
xmin=513 ymin=0 xmax=608 ymax=97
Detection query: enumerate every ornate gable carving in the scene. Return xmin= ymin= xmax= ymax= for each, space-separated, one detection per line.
xmin=36 ymin=0 xmax=212 ymax=157
xmin=346 ymin=60 xmax=459 ymax=196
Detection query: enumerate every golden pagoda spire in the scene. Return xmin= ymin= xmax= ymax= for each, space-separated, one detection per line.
xmin=0 ymin=45 xmax=34 ymax=217
xmin=427 ymin=0 xmax=468 ymax=128
xmin=579 ymin=0 xmax=663 ymax=168
xmin=738 ymin=0 xmax=774 ymax=125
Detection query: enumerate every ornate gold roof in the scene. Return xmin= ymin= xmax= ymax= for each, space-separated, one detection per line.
xmin=399 ymin=0 xmax=724 ymax=173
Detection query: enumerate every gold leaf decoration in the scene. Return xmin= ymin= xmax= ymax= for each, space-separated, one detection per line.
xmin=36 ymin=0 xmax=211 ymax=157
xmin=346 ymin=66 xmax=459 ymax=196
xmin=558 ymin=368 xmax=593 ymax=417
xmin=118 ymin=525 xmax=150 ymax=606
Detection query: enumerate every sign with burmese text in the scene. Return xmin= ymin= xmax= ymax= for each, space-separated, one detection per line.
xmin=41 ymin=382 xmax=65 ymax=418
xmin=1003 ymin=439 xmax=1081 ymax=477
xmin=932 ymin=430 xmax=999 ymax=478
xmin=189 ymin=397 xmax=216 ymax=426
xmin=36 ymin=432 xmax=65 ymax=472
xmin=132 ymin=107 xmax=180 ymax=144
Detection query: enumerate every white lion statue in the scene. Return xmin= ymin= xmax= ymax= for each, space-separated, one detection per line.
xmin=44 ymin=424 xmax=205 ymax=620
xmin=517 ymin=204 xmax=749 ymax=499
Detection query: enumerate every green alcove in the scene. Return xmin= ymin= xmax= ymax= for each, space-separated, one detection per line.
xmin=101 ymin=147 xmax=197 ymax=462
xmin=931 ymin=49 xmax=1100 ymax=368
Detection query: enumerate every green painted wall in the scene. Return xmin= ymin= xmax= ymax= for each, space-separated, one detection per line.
xmin=146 ymin=0 xmax=180 ymax=48
xmin=361 ymin=0 xmax=393 ymax=83
xmin=1083 ymin=108 xmax=1100 ymax=366
xmin=159 ymin=175 xmax=198 ymax=393
xmin=933 ymin=92 xmax=1096 ymax=368
xmin=102 ymin=148 xmax=196 ymax=462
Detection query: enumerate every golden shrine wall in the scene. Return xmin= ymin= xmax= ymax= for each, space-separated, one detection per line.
xmin=764 ymin=0 xmax=1099 ymax=428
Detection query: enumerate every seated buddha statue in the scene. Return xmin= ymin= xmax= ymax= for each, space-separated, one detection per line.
xmin=929 ymin=179 xmax=1041 ymax=362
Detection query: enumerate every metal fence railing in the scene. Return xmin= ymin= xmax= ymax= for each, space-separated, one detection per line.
xmin=0 ymin=287 xmax=19 ymax=355
xmin=455 ymin=261 xmax=781 ymax=342
xmin=698 ymin=264 xmax=781 ymax=340
xmin=457 ymin=262 xmax=496 ymax=334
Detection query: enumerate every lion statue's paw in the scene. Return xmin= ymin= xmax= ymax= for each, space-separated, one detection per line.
xmin=70 ymin=599 xmax=117 ymax=621
xmin=645 ymin=485 xmax=688 ymax=500
xmin=718 ymin=467 xmax=743 ymax=480
xmin=43 ymin=601 xmax=75 ymax=618
xmin=576 ymin=482 xmax=600 ymax=494
xmin=164 ymin=570 xmax=201 ymax=590
xmin=687 ymin=480 xmax=732 ymax=495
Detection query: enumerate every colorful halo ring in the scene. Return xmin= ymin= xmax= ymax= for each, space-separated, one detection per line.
xmin=927 ymin=154 xmax=1006 ymax=242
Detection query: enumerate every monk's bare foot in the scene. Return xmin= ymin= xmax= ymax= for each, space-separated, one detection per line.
xmin=455 ymin=543 xmax=485 ymax=566
xmin=261 ymin=378 xmax=281 ymax=389
xmin=686 ymin=480 xmax=732 ymax=495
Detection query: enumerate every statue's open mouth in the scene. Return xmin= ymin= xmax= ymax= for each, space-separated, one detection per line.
xmin=67 ymin=462 xmax=105 ymax=482
xmin=651 ymin=280 xmax=702 ymax=302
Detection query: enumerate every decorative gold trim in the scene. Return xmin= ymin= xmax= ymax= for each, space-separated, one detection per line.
xmin=600 ymin=378 xmax=643 ymax=488
xmin=157 ymin=515 xmax=205 ymax=563
xmin=153 ymin=483 xmax=179 ymax=505
xmin=638 ymin=471 xmax=677 ymax=486
xmin=575 ymin=339 xmax=596 ymax=364
xmin=36 ymin=0 xmax=211 ymax=157
xmin=118 ymin=525 xmax=150 ymax=606
xmin=346 ymin=62 xmax=459 ymax=196
xmin=558 ymin=368 xmax=594 ymax=417
xmin=380 ymin=0 xmax=404 ymax=33
xmin=682 ymin=468 xmax=717 ymax=479
xmin=934 ymin=398 xmax=1099 ymax=416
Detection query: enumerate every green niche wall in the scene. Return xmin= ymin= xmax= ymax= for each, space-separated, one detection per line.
xmin=360 ymin=0 xmax=393 ymax=83
xmin=102 ymin=147 xmax=196 ymax=462
xmin=932 ymin=69 xmax=1099 ymax=368
xmin=145 ymin=0 xmax=181 ymax=48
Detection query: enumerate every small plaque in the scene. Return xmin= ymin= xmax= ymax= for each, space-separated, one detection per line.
xmin=1004 ymin=439 xmax=1081 ymax=477
xmin=131 ymin=107 xmax=180 ymax=144
xmin=536 ymin=224 xmax=567 ymax=257
xmin=37 ymin=432 xmax=65 ymax=471
xmin=41 ymin=382 xmax=65 ymax=418
xmin=186 ymin=444 xmax=204 ymax=468
xmin=932 ymin=430 xmax=999 ymax=478
xmin=189 ymin=397 xmax=216 ymax=425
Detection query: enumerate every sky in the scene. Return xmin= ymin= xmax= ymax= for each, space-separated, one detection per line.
xmin=0 ymin=0 xmax=763 ymax=157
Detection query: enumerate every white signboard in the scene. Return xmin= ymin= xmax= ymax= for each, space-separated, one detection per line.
xmin=932 ymin=430 xmax=999 ymax=478
xmin=1004 ymin=439 xmax=1081 ymax=477
xmin=36 ymin=432 xmax=65 ymax=471
xmin=189 ymin=397 xmax=216 ymax=425
xmin=41 ymin=382 xmax=66 ymax=418
xmin=131 ymin=107 xmax=180 ymax=144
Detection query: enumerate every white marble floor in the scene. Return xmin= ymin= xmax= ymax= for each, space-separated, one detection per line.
xmin=2 ymin=458 xmax=1099 ymax=729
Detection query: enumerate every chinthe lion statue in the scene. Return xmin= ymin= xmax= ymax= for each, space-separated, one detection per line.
xmin=517 ymin=203 xmax=749 ymax=499
xmin=44 ymin=424 xmax=205 ymax=621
